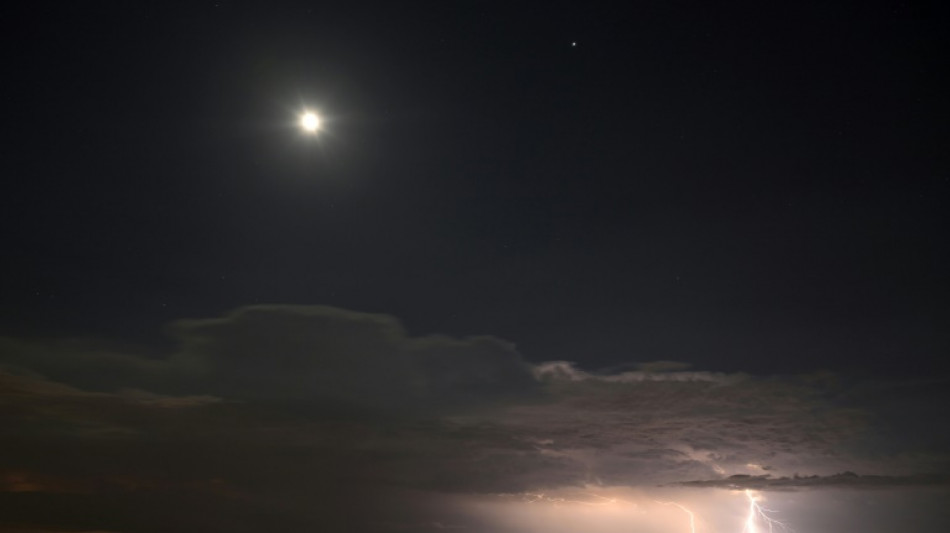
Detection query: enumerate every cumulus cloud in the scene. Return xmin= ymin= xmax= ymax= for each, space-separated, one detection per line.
xmin=1 ymin=305 xmax=537 ymax=412
xmin=1 ymin=305 xmax=948 ymax=532
xmin=0 ymin=306 xmax=541 ymax=531
xmin=166 ymin=305 xmax=538 ymax=411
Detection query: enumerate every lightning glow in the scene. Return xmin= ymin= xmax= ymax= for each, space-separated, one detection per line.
xmin=523 ymin=491 xmax=621 ymax=507
xmin=503 ymin=486 xmax=797 ymax=533
xmin=742 ymin=490 xmax=791 ymax=533
xmin=655 ymin=500 xmax=697 ymax=533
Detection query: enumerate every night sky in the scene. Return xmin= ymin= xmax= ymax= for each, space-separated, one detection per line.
xmin=2 ymin=2 xmax=949 ymax=532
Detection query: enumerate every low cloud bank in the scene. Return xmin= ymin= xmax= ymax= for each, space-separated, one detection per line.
xmin=1 ymin=305 xmax=948 ymax=532
xmin=677 ymin=471 xmax=950 ymax=490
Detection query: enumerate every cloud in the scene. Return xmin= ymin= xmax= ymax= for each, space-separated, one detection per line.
xmin=0 ymin=306 xmax=542 ymax=531
xmin=476 ymin=364 xmax=884 ymax=487
xmin=1 ymin=306 xmax=949 ymax=532
xmin=677 ymin=471 xmax=950 ymax=490
xmin=533 ymin=360 xmax=744 ymax=384
xmin=2 ymin=305 xmax=538 ymax=412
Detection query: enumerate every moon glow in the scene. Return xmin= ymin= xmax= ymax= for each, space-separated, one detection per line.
xmin=300 ymin=111 xmax=321 ymax=133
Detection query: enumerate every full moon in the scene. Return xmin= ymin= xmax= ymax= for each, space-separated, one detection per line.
xmin=300 ymin=111 xmax=321 ymax=133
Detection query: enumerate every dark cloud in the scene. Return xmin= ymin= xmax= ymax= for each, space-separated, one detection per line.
xmin=167 ymin=305 xmax=538 ymax=411
xmin=1 ymin=306 xmax=948 ymax=532
xmin=677 ymin=471 xmax=950 ymax=490
xmin=1 ymin=305 xmax=537 ymax=411
xmin=1 ymin=368 xmax=399 ymax=532
xmin=0 ymin=306 xmax=541 ymax=532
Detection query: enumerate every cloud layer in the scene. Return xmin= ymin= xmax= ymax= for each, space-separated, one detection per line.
xmin=1 ymin=305 xmax=948 ymax=532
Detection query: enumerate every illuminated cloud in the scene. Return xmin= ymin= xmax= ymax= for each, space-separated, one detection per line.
xmin=1 ymin=306 xmax=949 ymax=531
xmin=533 ymin=360 xmax=742 ymax=384
xmin=677 ymin=471 xmax=950 ymax=490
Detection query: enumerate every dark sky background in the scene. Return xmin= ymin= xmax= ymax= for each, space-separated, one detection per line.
xmin=1 ymin=1 xmax=949 ymax=532
xmin=5 ymin=0 xmax=947 ymax=375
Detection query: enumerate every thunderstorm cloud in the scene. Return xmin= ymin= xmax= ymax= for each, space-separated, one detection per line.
xmin=1 ymin=305 xmax=948 ymax=532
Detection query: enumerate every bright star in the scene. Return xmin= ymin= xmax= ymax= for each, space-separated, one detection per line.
xmin=300 ymin=111 xmax=321 ymax=133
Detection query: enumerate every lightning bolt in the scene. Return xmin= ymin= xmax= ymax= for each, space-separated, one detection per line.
xmin=654 ymin=500 xmax=697 ymax=533
xmin=516 ymin=486 xmax=796 ymax=533
xmin=742 ymin=489 xmax=791 ymax=533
